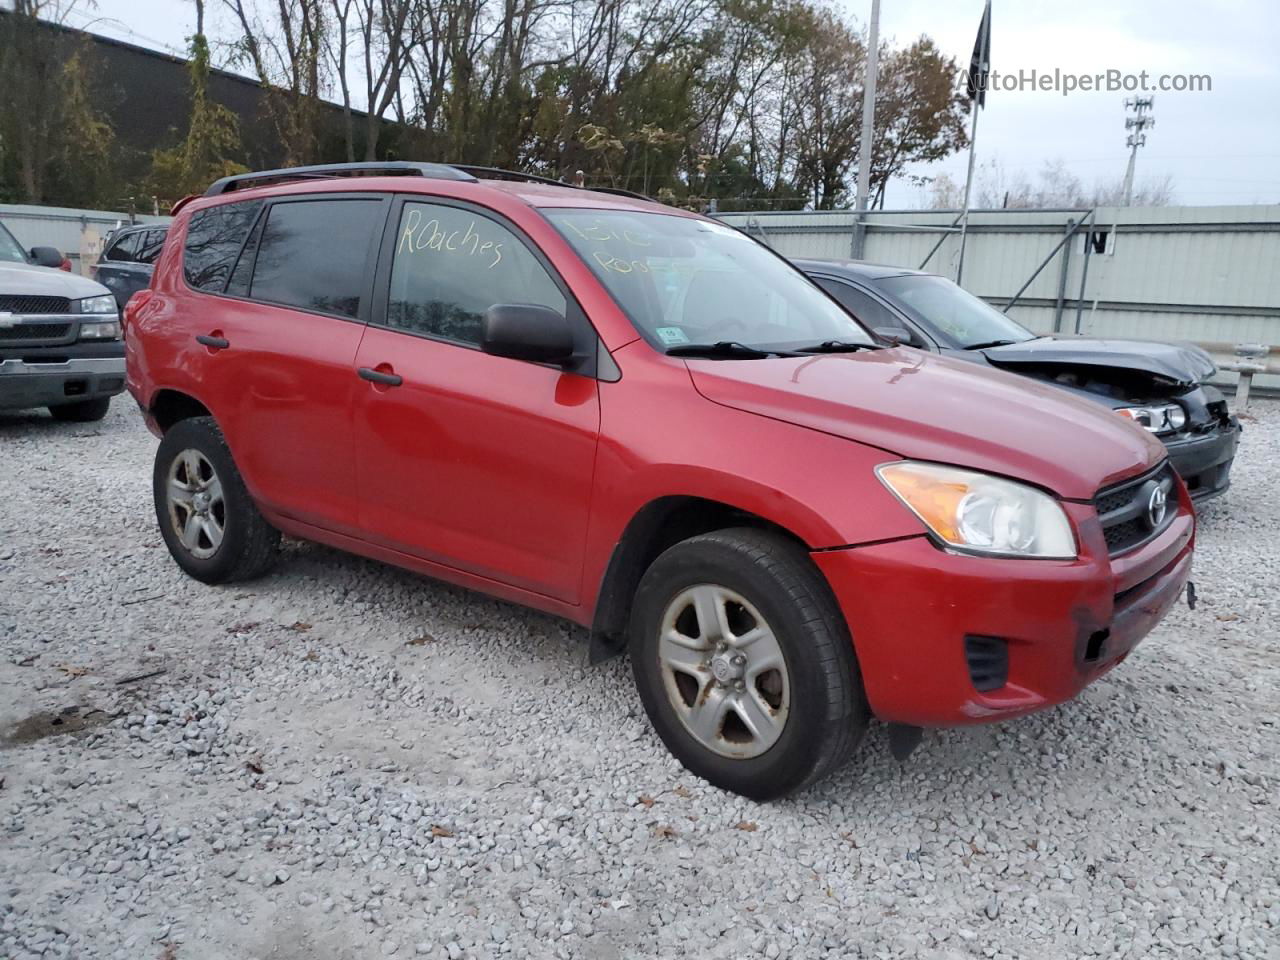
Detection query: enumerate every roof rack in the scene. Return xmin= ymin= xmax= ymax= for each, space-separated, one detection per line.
xmin=204 ymin=162 xmax=477 ymax=197
xmin=202 ymin=160 xmax=656 ymax=203
xmin=452 ymin=165 xmax=654 ymax=202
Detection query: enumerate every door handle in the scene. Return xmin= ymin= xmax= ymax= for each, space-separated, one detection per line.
xmin=196 ymin=334 xmax=230 ymax=350
xmin=358 ymin=366 xmax=403 ymax=387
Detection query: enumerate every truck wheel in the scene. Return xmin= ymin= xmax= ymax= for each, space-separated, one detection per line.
xmin=153 ymin=416 xmax=279 ymax=584
xmin=49 ymin=397 xmax=110 ymax=422
xmin=629 ymin=527 xmax=867 ymax=800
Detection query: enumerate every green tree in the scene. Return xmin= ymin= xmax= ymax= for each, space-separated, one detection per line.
xmin=146 ymin=17 xmax=247 ymax=203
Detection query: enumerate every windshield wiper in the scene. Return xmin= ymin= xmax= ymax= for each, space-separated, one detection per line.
xmin=794 ymin=340 xmax=881 ymax=354
xmin=963 ymin=339 xmax=1019 ymax=350
xmin=666 ymin=341 xmax=796 ymax=359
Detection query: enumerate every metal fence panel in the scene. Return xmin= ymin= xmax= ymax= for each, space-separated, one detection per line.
xmin=0 ymin=203 xmax=171 ymax=275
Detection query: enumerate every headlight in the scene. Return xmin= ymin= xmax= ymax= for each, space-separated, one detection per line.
xmin=78 ymin=294 xmax=118 ymax=314
xmin=1116 ymin=403 xmax=1186 ymax=435
xmin=876 ymin=461 xmax=1077 ymax=559
xmin=78 ymin=319 xmax=122 ymax=340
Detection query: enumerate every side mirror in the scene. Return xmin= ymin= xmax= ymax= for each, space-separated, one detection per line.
xmin=481 ymin=304 xmax=576 ymax=365
xmin=874 ymin=325 xmax=921 ymax=347
xmin=29 ymin=246 xmax=64 ymax=269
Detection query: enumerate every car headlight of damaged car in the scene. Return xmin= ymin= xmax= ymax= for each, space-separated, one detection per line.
xmin=1115 ymin=403 xmax=1186 ymax=434
xmin=876 ymin=461 xmax=1077 ymax=559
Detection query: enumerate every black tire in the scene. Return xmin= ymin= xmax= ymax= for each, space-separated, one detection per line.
xmin=629 ymin=527 xmax=867 ymax=800
xmin=153 ymin=416 xmax=279 ymax=584
xmin=49 ymin=397 xmax=110 ymax=422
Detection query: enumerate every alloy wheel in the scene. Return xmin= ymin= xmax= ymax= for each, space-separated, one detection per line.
xmin=165 ymin=448 xmax=225 ymax=560
xmin=656 ymin=583 xmax=790 ymax=759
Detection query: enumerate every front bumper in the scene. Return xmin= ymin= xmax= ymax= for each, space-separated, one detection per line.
xmin=813 ymin=498 xmax=1194 ymax=727
xmin=1162 ymin=420 xmax=1240 ymax=501
xmin=0 ymin=352 xmax=126 ymax=410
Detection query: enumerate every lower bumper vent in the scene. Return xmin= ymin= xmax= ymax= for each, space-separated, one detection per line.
xmin=964 ymin=636 xmax=1009 ymax=693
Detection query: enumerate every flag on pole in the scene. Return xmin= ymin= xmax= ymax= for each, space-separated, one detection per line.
xmin=967 ymin=0 xmax=992 ymax=108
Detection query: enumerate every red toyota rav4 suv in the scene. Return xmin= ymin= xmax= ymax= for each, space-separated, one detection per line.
xmin=125 ymin=163 xmax=1194 ymax=799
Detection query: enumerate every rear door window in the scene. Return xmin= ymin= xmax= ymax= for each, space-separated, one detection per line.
xmin=184 ymin=200 xmax=264 ymax=292
xmin=384 ymin=201 xmax=565 ymax=346
xmin=248 ymin=198 xmax=385 ymax=320
xmin=107 ymin=231 xmax=142 ymax=263
xmin=137 ymin=229 xmax=167 ymax=264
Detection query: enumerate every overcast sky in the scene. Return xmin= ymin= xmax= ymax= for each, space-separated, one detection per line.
xmin=68 ymin=0 xmax=1280 ymax=208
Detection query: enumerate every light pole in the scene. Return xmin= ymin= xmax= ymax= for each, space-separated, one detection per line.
xmin=852 ymin=0 xmax=881 ymax=259
xmin=1121 ymin=97 xmax=1155 ymax=206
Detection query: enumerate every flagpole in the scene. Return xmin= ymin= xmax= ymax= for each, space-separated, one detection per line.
xmin=956 ymin=102 xmax=980 ymax=285
xmin=957 ymin=0 xmax=990 ymax=286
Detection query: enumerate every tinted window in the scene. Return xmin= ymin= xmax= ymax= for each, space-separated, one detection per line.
xmin=225 ymin=215 xmax=264 ymax=298
xmin=386 ymin=202 xmax=565 ymax=345
xmin=107 ymin=231 xmax=142 ymax=263
xmin=250 ymin=199 xmax=383 ymax=319
xmin=184 ymin=200 xmax=263 ymax=291
xmin=137 ymin=229 xmax=167 ymax=265
xmin=815 ymin=278 xmax=905 ymax=332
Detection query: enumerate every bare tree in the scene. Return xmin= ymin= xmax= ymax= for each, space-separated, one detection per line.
xmin=222 ymin=0 xmax=328 ymax=166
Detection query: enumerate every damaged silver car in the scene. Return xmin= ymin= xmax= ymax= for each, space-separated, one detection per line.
xmin=800 ymin=259 xmax=1240 ymax=502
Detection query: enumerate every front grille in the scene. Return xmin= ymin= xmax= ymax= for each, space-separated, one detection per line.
xmin=0 ymin=322 xmax=72 ymax=342
xmin=0 ymin=295 xmax=71 ymax=314
xmin=1094 ymin=462 xmax=1177 ymax=556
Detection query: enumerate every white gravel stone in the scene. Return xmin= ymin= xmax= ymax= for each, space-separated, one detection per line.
xmin=0 ymin=399 xmax=1277 ymax=959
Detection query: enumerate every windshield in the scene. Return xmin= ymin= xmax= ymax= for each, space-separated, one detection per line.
xmin=878 ymin=274 xmax=1037 ymax=349
xmin=0 ymin=223 xmax=26 ymax=264
xmin=545 ymin=210 xmax=873 ymax=352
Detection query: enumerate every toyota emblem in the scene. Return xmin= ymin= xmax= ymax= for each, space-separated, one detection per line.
xmin=1146 ymin=483 xmax=1168 ymax=529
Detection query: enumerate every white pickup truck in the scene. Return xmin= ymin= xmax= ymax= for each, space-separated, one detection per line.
xmin=0 ymin=220 xmax=124 ymax=422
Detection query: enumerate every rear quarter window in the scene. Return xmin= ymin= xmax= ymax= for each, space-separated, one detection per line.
xmin=183 ymin=200 xmax=264 ymax=292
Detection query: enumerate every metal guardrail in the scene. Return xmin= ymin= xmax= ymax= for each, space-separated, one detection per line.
xmin=1198 ymin=342 xmax=1280 ymax=413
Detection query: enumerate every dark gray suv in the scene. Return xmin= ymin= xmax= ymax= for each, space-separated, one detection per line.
xmin=800 ymin=258 xmax=1241 ymax=502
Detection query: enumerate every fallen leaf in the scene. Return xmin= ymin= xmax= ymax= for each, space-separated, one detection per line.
xmin=672 ymin=785 xmax=691 ymax=798
xmin=407 ymin=633 xmax=436 ymax=646
xmin=289 ymin=621 xmax=313 ymax=632
xmin=734 ymin=821 xmax=758 ymax=832
xmin=653 ymin=825 xmax=678 ymax=839
xmin=55 ymin=663 xmax=91 ymax=677
xmin=430 ymin=825 xmax=453 ymax=838
xmin=1216 ymin=614 xmax=1240 ymax=622
xmin=302 ymin=650 xmax=319 ymax=662
xmin=226 ymin=622 xmax=260 ymax=634
xmin=245 ymin=757 xmax=264 ymax=775
xmin=637 ymin=794 xmax=656 ymax=808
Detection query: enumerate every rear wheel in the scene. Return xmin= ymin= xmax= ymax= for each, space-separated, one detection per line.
xmin=629 ymin=527 xmax=867 ymax=800
xmin=49 ymin=397 xmax=110 ymax=422
xmin=153 ymin=416 xmax=279 ymax=583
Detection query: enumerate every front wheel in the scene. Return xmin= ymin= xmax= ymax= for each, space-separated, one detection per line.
xmin=153 ymin=416 xmax=279 ymax=584
xmin=629 ymin=527 xmax=867 ymax=800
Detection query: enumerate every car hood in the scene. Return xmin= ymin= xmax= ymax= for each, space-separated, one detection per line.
xmin=0 ymin=261 xmax=110 ymax=300
xmin=982 ymin=336 xmax=1216 ymax=387
xmin=686 ymin=348 xmax=1165 ymax=499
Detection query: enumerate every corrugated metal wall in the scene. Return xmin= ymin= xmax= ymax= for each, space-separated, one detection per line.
xmin=719 ymin=204 xmax=1280 ymax=389
xmin=0 ymin=203 xmax=171 ymax=275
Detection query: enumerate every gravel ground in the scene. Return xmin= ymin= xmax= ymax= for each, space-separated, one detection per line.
xmin=1 ymin=398 xmax=1277 ymax=960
